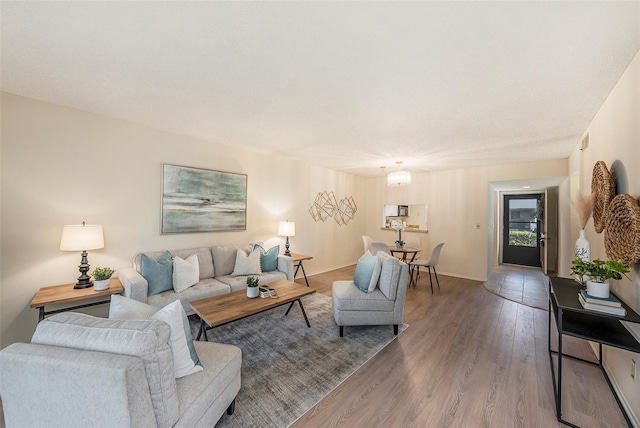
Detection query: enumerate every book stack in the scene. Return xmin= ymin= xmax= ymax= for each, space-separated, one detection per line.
xmin=577 ymin=289 xmax=626 ymax=316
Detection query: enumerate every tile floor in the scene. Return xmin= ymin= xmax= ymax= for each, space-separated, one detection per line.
xmin=484 ymin=264 xmax=550 ymax=310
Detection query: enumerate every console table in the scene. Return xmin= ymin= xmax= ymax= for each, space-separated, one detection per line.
xmin=548 ymin=277 xmax=640 ymax=427
xmin=30 ymin=278 xmax=124 ymax=322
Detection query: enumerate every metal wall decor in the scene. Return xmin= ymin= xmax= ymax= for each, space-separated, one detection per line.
xmin=162 ymin=164 xmax=247 ymax=234
xmin=309 ymin=191 xmax=357 ymax=225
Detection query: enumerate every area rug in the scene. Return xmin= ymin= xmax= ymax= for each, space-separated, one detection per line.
xmin=188 ymin=292 xmax=407 ymax=428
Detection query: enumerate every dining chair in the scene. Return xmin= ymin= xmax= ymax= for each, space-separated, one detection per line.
xmin=409 ymin=242 xmax=445 ymax=293
xmin=362 ymin=235 xmax=373 ymax=254
xmin=370 ymin=241 xmax=391 ymax=255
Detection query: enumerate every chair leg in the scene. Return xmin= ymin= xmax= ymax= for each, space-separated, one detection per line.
xmin=393 ymin=324 xmax=398 ymax=335
xmin=428 ymin=266 xmax=434 ymax=294
xmin=339 ymin=326 xmax=344 ymax=337
xmin=226 ymin=399 xmax=236 ymax=415
xmin=434 ymin=267 xmax=440 ymax=290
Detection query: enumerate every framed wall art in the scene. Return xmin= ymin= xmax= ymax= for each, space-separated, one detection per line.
xmin=162 ymin=164 xmax=247 ymax=234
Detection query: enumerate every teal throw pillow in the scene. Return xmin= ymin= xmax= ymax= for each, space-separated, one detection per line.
xmin=254 ymin=244 xmax=280 ymax=272
xmin=353 ymin=251 xmax=378 ymax=293
xmin=141 ymin=251 xmax=173 ymax=296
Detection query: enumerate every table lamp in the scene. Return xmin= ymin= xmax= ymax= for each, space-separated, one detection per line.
xmin=277 ymin=220 xmax=295 ymax=256
xmin=60 ymin=222 xmax=105 ymax=289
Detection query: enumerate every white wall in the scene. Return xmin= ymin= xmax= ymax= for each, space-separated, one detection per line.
xmin=365 ymin=159 xmax=568 ymax=281
xmin=0 ymin=93 xmax=367 ymax=347
xmin=568 ymin=51 xmax=640 ymax=423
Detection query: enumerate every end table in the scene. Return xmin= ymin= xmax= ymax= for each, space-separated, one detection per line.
xmin=30 ymin=277 xmax=124 ymax=321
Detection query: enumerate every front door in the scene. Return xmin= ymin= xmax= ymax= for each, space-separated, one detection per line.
xmin=503 ymin=194 xmax=542 ymax=267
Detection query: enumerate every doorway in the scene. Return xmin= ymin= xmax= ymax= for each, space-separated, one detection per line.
xmin=502 ymin=194 xmax=542 ymax=267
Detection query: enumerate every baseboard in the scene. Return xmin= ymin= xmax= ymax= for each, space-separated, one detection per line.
xmin=603 ymin=358 xmax=640 ymax=427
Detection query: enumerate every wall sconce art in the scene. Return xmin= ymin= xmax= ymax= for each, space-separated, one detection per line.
xmin=309 ymin=191 xmax=357 ymax=226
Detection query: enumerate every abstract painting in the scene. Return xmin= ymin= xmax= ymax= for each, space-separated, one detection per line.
xmin=162 ymin=164 xmax=247 ymax=233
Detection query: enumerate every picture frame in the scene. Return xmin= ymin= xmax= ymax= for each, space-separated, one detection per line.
xmin=161 ymin=164 xmax=247 ymax=234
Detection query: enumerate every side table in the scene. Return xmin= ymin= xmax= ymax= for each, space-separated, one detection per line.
xmin=30 ymin=277 xmax=124 ymax=322
xmin=548 ymin=277 xmax=640 ymax=427
xmin=289 ymin=253 xmax=313 ymax=287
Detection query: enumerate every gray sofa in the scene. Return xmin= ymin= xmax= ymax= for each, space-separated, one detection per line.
xmin=118 ymin=243 xmax=295 ymax=315
xmin=0 ymin=312 xmax=241 ymax=428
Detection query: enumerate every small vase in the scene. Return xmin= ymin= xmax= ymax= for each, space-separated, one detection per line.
xmin=94 ymin=279 xmax=110 ymax=291
xmin=247 ymin=287 xmax=259 ymax=299
xmin=575 ymin=229 xmax=590 ymax=261
xmin=586 ymin=280 xmax=610 ymax=298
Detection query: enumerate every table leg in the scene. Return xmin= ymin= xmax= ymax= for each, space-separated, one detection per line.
xmin=38 ymin=307 xmax=45 ymax=322
xmin=298 ymin=299 xmax=311 ymax=327
xmin=294 ymin=261 xmax=310 ymax=286
xmin=557 ymin=308 xmax=563 ymax=420
xmin=198 ymin=319 xmax=209 ymax=342
xmin=285 ymin=301 xmax=295 ymax=316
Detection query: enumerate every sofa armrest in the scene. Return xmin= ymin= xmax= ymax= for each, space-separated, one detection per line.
xmin=117 ymin=267 xmax=148 ymax=303
xmin=277 ymin=255 xmax=295 ymax=281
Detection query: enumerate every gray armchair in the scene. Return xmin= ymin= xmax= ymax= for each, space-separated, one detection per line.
xmin=0 ymin=312 xmax=241 ymax=428
xmin=332 ymin=253 xmax=409 ymax=337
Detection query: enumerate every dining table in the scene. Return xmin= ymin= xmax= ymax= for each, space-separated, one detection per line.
xmin=388 ymin=246 xmax=422 ymax=263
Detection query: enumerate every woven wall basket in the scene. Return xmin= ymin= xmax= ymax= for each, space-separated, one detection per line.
xmin=591 ymin=161 xmax=615 ymax=234
xmin=604 ymin=193 xmax=640 ymax=267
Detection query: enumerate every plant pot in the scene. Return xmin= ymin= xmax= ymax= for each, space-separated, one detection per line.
xmin=94 ymin=279 xmax=110 ymax=291
xmin=247 ymin=287 xmax=259 ymax=299
xmin=586 ymin=280 xmax=610 ymax=298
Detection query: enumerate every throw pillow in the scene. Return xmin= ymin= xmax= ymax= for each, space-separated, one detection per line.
xmin=109 ymin=295 xmax=202 ymax=378
xmin=254 ymin=244 xmax=280 ymax=272
xmin=172 ymin=254 xmax=200 ymax=293
xmin=140 ymin=251 xmax=173 ymax=296
xmin=231 ymin=248 xmax=262 ymax=276
xmin=368 ymin=253 xmax=383 ymax=293
xmin=353 ymin=251 xmax=378 ymax=293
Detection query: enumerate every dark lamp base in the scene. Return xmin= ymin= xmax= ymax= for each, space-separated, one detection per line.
xmin=74 ymin=280 xmax=94 ymax=289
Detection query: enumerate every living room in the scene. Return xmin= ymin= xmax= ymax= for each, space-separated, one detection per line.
xmin=2 ymin=1 xmax=639 ymax=426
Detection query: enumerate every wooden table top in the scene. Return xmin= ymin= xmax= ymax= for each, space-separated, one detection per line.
xmin=30 ymin=278 xmax=124 ymax=307
xmin=289 ymin=253 xmax=313 ymax=262
xmin=189 ymin=280 xmax=316 ymax=328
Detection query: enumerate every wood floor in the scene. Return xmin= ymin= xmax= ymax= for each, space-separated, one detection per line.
xmin=292 ymin=266 xmax=628 ymax=428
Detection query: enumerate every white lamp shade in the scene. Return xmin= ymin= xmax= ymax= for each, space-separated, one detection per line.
xmin=277 ymin=221 xmax=296 ymax=237
xmin=60 ymin=224 xmax=104 ymax=251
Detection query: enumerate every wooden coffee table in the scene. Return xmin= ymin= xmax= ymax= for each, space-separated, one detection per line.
xmin=189 ymin=280 xmax=316 ymax=341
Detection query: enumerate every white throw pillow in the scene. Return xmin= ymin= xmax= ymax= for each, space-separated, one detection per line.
xmin=173 ymin=254 xmax=200 ymax=293
xmin=231 ymin=248 xmax=262 ymax=276
xmin=109 ymin=295 xmax=202 ymax=378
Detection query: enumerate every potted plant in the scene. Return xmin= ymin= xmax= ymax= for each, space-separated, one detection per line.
xmin=246 ymin=276 xmax=259 ymax=298
xmin=570 ymin=258 xmax=630 ymax=298
xmin=92 ymin=267 xmax=115 ymax=291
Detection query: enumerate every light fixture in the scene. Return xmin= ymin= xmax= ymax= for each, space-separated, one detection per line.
xmin=60 ymin=222 xmax=105 ymax=289
xmin=387 ymin=161 xmax=411 ymax=187
xmin=277 ymin=220 xmax=296 ymax=256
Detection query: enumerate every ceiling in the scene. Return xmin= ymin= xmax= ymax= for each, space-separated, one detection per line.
xmin=2 ymin=1 xmax=639 ymax=177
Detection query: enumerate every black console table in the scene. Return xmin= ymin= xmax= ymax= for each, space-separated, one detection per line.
xmin=548 ymin=277 xmax=640 ymax=427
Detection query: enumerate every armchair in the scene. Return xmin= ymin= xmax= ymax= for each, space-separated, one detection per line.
xmin=332 ymin=253 xmax=409 ymax=337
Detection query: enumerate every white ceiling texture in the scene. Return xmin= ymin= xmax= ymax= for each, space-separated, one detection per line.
xmin=2 ymin=1 xmax=639 ymax=177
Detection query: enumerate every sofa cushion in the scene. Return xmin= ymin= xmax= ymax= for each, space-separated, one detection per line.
xmin=175 ymin=342 xmax=241 ymax=427
xmin=148 ymin=278 xmax=231 ymax=314
xmin=211 ymin=244 xmax=252 ymax=277
xmin=109 ymin=296 xmax=203 ymax=378
xmin=231 ymin=248 xmax=262 ymax=276
xmin=254 ymin=244 xmax=280 ymax=272
xmin=173 ymin=254 xmax=200 ymax=293
xmin=332 ymin=280 xmax=396 ymax=312
xmin=141 ymin=251 xmax=173 ymax=295
xmin=30 ymin=312 xmax=179 ymax=428
xmin=378 ymin=254 xmax=402 ymax=300
xmin=135 ymin=247 xmax=214 ymax=281
xmin=217 ymin=270 xmax=287 ymax=292
xmin=353 ymin=251 xmax=378 ymax=293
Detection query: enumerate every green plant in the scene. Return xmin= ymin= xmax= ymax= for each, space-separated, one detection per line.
xmin=570 ymin=258 xmax=630 ymax=284
xmin=92 ymin=267 xmax=115 ymax=281
xmin=246 ymin=276 xmax=259 ymax=287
